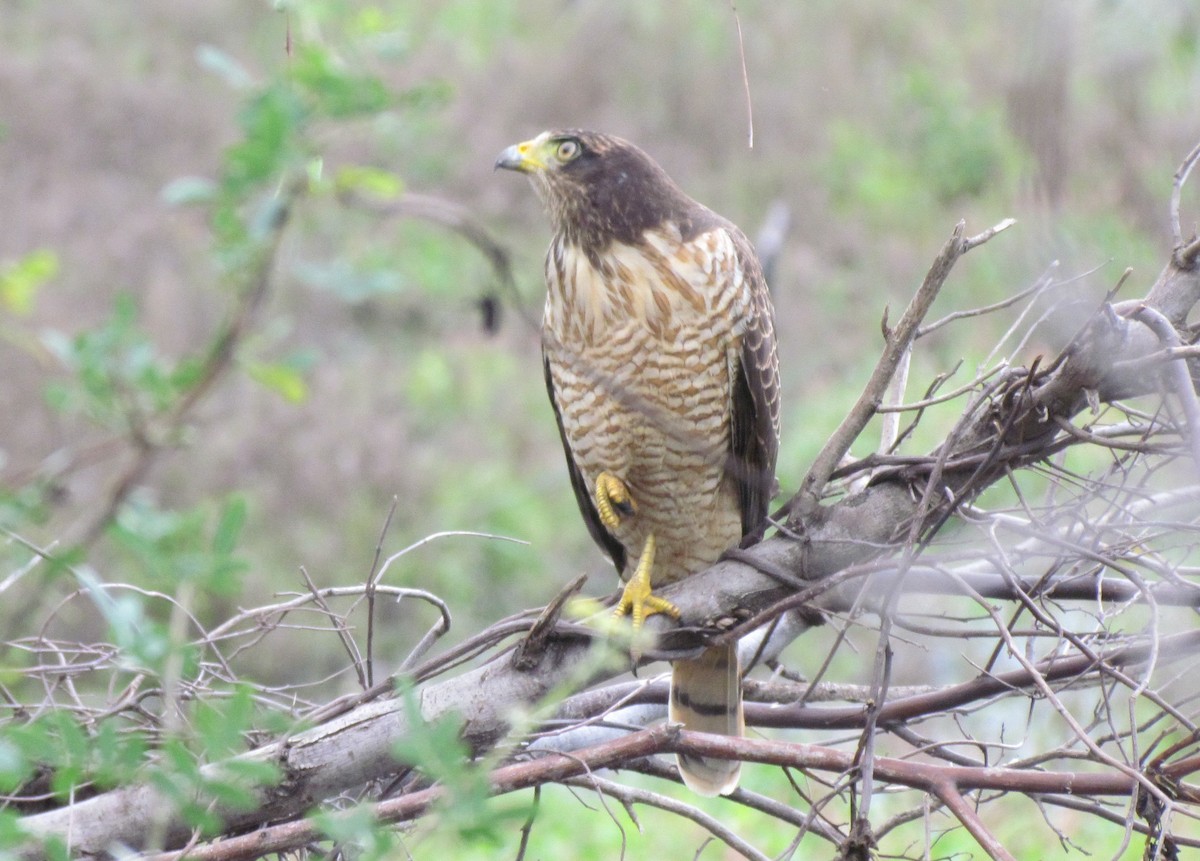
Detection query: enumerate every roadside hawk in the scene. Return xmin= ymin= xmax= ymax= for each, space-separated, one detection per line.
xmin=496 ymin=129 xmax=780 ymax=796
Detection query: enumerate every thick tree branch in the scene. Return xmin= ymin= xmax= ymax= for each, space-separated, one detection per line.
xmin=19 ymin=145 xmax=1200 ymax=859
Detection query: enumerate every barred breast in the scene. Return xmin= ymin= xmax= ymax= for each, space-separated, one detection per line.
xmin=543 ymin=223 xmax=750 ymax=585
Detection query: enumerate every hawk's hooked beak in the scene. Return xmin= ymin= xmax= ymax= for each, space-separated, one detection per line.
xmin=494 ymin=137 xmax=545 ymax=174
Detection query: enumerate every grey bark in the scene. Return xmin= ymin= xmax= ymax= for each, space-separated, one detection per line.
xmin=20 ymin=237 xmax=1200 ymax=858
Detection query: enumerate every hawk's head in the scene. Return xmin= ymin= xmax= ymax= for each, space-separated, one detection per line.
xmin=496 ymin=129 xmax=708 ymax=254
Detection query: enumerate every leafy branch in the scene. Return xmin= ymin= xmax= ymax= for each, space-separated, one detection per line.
xmin=12 ymin=139 xmax=1200 ymax=860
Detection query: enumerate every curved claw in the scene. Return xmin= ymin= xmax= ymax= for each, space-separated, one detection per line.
xmin=595 ymin=470 xmax=635 ymax=531
xmin=613 ymin=534 xmax=680 ymax=636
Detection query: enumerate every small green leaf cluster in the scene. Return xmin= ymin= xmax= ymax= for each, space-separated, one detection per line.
xmin=0 ymin=4 xmax=502 ymax=856
xmin=41 ymin=294 xmax=199 ymax=433
xmin=145 ymin=686 xmax=283 ymax=836
xmin=0 ymin=250 xmax=57 ymax=317
xmin=388 ymin=685 xmax=532 ymax=848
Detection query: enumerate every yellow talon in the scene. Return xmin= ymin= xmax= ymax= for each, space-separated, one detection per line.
xmin=595 ymin=470 xmax=635 ymax=531
xmin=613 ymin=534 xmax=681 ymax=632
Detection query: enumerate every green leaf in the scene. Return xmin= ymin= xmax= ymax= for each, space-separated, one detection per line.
xmin=392 ymin=681 xmax=471 ymax=779
xmin=224 ymin=86 xmax=303 ymax=192
xmin=246 ymin=359 xmax=309 ymax=403
xmin=212 ymin=495 xmax=248 ymax=556
xmin=0 ymin=249 xmax=58 ymax=315
xmin=205 ymin=758 xmax=280 ymax=811
xmin=169 ymin=355 xmax=205 ymax=390
xmin=312 ymin=804 xmax=380 ymax=844
xmin=0 ymin=809 xmax=30 ymax=852
xmin=311 ymin=804 xmax=401 ymax=860
xmin=290 ymin=44 xmax=390 ymax=118
xmin=91 ymin=718 xmax=147 ymax=789
xmin=335 ymin=165 xmax=404 ymax=200
xmin=194 ymin=685 xmax=255 ymax=759
xmin=44 ymin=712 xmax=89 ymax=800
xmin=37 ymin=291 xmax=185 ymax=428
xmin=0 ymin=725 xmax=39 ymax=796
xmin=389 ymin=682 xmax=529 ymax=844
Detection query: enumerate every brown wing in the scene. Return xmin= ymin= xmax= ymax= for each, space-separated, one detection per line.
xmin=726 ymin=228 xmax=781 ymax=541
xmin=542 ymin=352 xmax=627 ymax=573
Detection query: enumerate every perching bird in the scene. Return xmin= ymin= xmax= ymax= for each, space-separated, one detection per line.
xmin=496 ymin=130 xmax=780 ymax=796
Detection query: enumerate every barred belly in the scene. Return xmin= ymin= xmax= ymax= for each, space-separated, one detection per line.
xmin=540 ymin=223 xmax=744 ymax=589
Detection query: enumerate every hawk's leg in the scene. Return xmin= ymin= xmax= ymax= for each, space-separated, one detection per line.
xmin=594 ymin=470 xmax=636 ymax=530
xmin=596 ymin=472 xmax=680 ymax=631
xmin=614 ymin=533 xmax=681 ymax=630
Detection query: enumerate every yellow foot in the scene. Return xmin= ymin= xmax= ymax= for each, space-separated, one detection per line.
xmin=613 ymin=534 xmax=681 ymax=632
xmin=595 ymin=470 xmax=635 ymax=531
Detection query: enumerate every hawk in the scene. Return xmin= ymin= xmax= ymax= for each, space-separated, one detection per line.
xmin=496 ymin=130 xmax=780 ymax=796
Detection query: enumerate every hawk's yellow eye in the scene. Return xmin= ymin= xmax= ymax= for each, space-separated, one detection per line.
xmin=556 ymin=139 xmax=581 ymax=162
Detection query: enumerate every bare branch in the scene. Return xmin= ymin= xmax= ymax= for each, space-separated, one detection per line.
xmin=934 ymin=782 xmax=1016 ymax=861
xmin=792 ymin=217 xmax=1014 ymax=516
xmin=17 ymin=141 xmax=1200 ymax=861
xmin=1129 ymin=303 xmax=1200 ymax=469
xmin=564 ymin=774 xmax=773 ymax=861
xmin=1170 ymin=139 xmax=1200 ymax=262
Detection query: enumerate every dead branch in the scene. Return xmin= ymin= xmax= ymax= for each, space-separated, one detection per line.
xmin=129 ymin=724 xmax=1154 ymax=861
xmin=16 ymin=142 xmax=1200 ymax=859
xmin=793 ymin=218 xmax=1015 ymax=516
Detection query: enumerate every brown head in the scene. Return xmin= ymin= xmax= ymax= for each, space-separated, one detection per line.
xmin=495 ymin=130 xmax=719 ymax=256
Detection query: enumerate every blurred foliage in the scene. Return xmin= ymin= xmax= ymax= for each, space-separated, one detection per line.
xmin=0 ymin=1 xmax=442 ymax=853
xmin=825 ymin=69 xmax=1025 ymax=230
xmin=391 ymin=684 xmax=533 ymax=847
xmin=0 ymin=250 xmax=57 ymax=317
xmin=41 ymin=294 xmax=197 ymax=431
xmin=0 ymin=0 xmax=1199 ymax=857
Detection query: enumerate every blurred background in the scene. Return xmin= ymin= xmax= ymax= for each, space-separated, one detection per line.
xmin=2 ymin=0 xmax=1199 ymax=705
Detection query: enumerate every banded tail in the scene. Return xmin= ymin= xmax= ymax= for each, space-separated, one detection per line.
xmin=669 ymin=641 xmax=743 ymax=796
